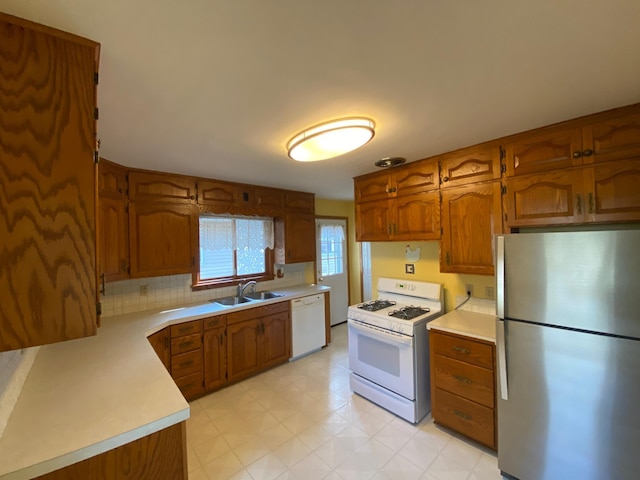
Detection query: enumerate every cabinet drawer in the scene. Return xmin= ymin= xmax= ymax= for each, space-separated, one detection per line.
xmin=171 ymin=320 xmax=202 ymax=338
xmin=171 ymin=333 xmax=202 ymax=355
xmin=174 ymin=371 xmax=204 ymax=400
xmin=431 ymin=331 xmax=494 ymax=369
xmin=433 ymin=388 xmax=495 ymax=449
xmin=227 ymin=301 xmax=289 ymax=325
xmin=433 ymin=355 xmax=494 ymax=408
xmin=171 ymin=349 xmax=203 ymax=378
xmin=204 ymin=315 xmax=226 ymax=331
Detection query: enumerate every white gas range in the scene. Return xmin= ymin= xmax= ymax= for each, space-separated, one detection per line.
xmin=348 ymin=277 xmax=443 ymax=423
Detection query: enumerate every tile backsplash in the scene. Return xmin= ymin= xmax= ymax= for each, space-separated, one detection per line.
xmin=455 ymin=296 xmax=497 ymax=315
xmin=101 ymin=263 xmax=310 ymax=317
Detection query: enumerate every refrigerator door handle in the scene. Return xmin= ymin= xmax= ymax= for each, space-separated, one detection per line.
xmin=497 ymin=318 xmax=509 ymax=400
xmin=496 ymin=235 xmax=505 ymax=319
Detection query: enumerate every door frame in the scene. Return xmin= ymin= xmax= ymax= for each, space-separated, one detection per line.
xmin=315 ymin=215 xmax=352 ymax=313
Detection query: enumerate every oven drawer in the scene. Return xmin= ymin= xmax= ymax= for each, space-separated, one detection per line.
xmin=433 ymin=387 xmax=495 ymax=449
xmin=432 ymin=354 xmax=494 ymax=408
xmin=431 ymin=331 xmax=494 ymax=369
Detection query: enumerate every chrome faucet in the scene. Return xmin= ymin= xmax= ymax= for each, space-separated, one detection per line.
xmin=237 ymin=280 xmax=257 ymax=297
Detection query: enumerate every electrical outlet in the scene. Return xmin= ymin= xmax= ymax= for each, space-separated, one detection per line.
xmin=485 ymin=286 xmax=495 ymax=300
xmin=465 ymin=284 xmax=474 ymax=296
xmin=140 ymin=284 xmax=148 ymax=296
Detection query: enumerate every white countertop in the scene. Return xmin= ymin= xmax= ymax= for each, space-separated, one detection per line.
xmin=427 ymin=309 xmax=497 ymax=343
xmin=0 ymin=284 xmax=328 ymax=479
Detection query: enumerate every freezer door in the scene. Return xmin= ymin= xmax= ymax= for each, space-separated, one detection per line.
xmin=502 ymin=229 xmax=640 ymax=337
xmin=497 ymin=319 xmax=640 ymax=480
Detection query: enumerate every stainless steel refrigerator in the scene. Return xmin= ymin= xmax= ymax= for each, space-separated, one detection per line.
xmin=496 ymin=229 xmax=640 ymax=480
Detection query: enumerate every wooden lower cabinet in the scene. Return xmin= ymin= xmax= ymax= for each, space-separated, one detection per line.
xmin=169 ymin=320 xmax=204 ymax=400
xmin=504 ymin=159 xmax=640 ymax=228
xmin=440 ymin=180 xmax=502 ymax=275
xmin=430 ymin=330 xmax=496 ymax=450
xmin=148 ymin=328 xmax=170 ymax=371
xmin=227 ymin=302 xmax=291 ymax=383
xmin=204 ymin=316 xmax=227 ymax=391
xmin=35 ymin=422 xmax=188 ymax=480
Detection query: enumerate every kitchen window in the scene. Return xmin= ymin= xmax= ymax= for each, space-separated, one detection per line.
xmin=195 ymin=215 xmax=274 ymax=287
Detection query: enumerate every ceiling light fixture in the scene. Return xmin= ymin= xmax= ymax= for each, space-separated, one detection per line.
xmin=287 ymin=117 xmax=375 ymax=162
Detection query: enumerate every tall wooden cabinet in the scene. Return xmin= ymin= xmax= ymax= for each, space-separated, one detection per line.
xmin=0 ymin=13 xmax=100 ymax=351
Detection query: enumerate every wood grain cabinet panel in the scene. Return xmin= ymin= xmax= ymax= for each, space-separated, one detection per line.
xmin=583 ymin=112 xmax=640 ymax=164
xmin=355 ymin=199 xmax=393 ymax=241
xmin=430 ymin=330 xmax=496 ymax=450
xmin=129 ymin=172 xmax=197 ymax=204
xmin=148 ymin=328 xmax=170 ymax=371
xmin=590 ymin=160 xmax=640 ymax=223
xmin=98 ymin=196 xmax=130 ymax=282
xmin=226 ymin=319 xmax=261 ymax=382
xmin=439 ymin=144 xmax=502 ymax=187
xmin=0 ymin=13 xmax=99 ymax=351
xmin=261 ymin=311 xmax=291 ymax=369
xmin=254 ymin=186 xmax=285 ymax=214
xmin=284 ymin=191 xmax=315 ymax=213
xmin=204 ymin=325 xmax=227 ymax=391
xmin=197 ymin=179 xmax=253 ymax=212
xmin=440 ymin=181 xmax=502 ymax=275
xmin=354 ymin=159 xmax=439 ymax=203
xmin=275 ymin=213 xmax=316 ymax=264
xmin=129 ymin=202 xmax=198 ymax=278
xmin=394 ymin=192 xmax=441 ymax=241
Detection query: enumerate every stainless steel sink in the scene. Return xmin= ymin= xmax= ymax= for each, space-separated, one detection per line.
xmin=212 ymin=296 xmax=253 ymax=306
xmin=243 ymin=291 xmax=284 ymax=300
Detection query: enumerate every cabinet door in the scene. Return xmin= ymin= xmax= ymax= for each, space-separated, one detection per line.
xmin=204 ymin=326 xmax=227 ymax=391
xmin=197 ymin=179 xmax=253 ymax=211
xmin=355 ymin=199 xmax=392 ymax=241
xmin=0 ymin=14 xmax=99 ymax=351
xmin=148 ymin=329 xmax=170 ymax=371
xmin=129 ymin=172 xmax=197 ymax=204
xmin=98 ymin=160 xmax=128 ymax=197
xmin=284 ymin=191 xmax=315 ymax=214
xmin=98 ymin=196 xmax=129 ymax=282
xmin=504 ymin=169 xmax=585 ymax=228
xmin=583 ymin=112 xmax=640 ymax=164
xmin=275 ymin=213 xmax=316 ymax=263
xmin=440 ymin=181 xmax=503 ymax=275
xmin=129 ymin=203 xmax=198 ymax=277
xmin=394 ymin=192 xmax=441 ymax=241
xmin=354 ymin=172 xmax=391 ymax=202
xmin=226 ymin=319 xmax=260 ymax=382
xmin=392 ymin=159 xmax=439 ymax=194
xmin=504 ymin=127 xmax=582 ymax=176
xmin=260 ymin=311 xmax=291 ymax=369
xmin=589 ymin=160 xmax=640 ymax=223
xmin=439 ymin=144 xmax=502 ymax=188
xmin=254 ymin=186 xmax=285 ymax=214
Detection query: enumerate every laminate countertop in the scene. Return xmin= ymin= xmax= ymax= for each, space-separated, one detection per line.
xmin=0 ymin=284 xmax=329 ymax=479
xmin=427 ymin=309 xmax=497 ymax=343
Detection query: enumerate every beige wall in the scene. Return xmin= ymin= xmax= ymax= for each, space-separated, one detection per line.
xmin=315 ymin=198 xmax=361 ymax=305
xmin=370 ymin=241 xmax=495 ymax=313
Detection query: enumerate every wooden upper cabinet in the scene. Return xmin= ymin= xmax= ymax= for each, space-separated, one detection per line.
xmin=588 ymin=160 xmax=640 ymax=223
xmin=197 ymin=179 xmax=253 ymax=211
xmin=129 ymin=171 xmax=197 ymax=204
xmin=440 ymin=181 xmax=503 ymax=275
xmin=355 ymin=200 xmax=393 ymax=241
xmin=504 ymin=169 xmax=584 ymax=227
xmin=284 ymin=191 xmax=315 ymax=214
xmin=254 ymin=186 xmax=285 ymax=213
xmin=99 ymin=160 xmax=128 ymax=197
xmin=275 ymin=213 xmax=316 ymax=264
xmin=583 ymin=112 xmax=640 ymax=164
xmin=129 ymin=203 xmax=198 ymax=278
xmin=354 ymin=158 xmax=439 ymax=202
xmin=503 ymin=127 xmax=582 ymax=177
xmin=439 ymin=144 xmax=502 ymax=188
xmin=0 ymin=14 xmax=99 ymax=351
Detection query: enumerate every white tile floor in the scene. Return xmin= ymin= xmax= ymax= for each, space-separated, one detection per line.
xmin=187 ymin=323 xmax=503 ymax=480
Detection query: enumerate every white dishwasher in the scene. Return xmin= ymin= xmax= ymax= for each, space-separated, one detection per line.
xmin=290 ymin=294 xmax=326 ymax=360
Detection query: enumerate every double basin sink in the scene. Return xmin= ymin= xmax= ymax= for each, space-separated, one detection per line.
xmin=212 ymin=291 xmax=283 ymax=306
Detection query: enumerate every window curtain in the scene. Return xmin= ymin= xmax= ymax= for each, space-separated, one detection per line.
xmin=200 ymin=216 xmax=274 ymax=251
xmin=320 ymin=224 xmax=345 ymax=243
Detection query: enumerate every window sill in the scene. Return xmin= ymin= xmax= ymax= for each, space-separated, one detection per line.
xmin=191 ymin=273 xmax=275 ymax=291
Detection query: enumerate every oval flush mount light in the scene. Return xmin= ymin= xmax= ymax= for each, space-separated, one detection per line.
xmin=287 ymin=117 xmax=375 ymax=162
xmin=375 ymin=157 xmax=406 ymax=168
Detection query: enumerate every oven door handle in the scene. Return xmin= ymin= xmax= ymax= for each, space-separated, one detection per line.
xmin=349 ymin=320 xmax=413 ymax=346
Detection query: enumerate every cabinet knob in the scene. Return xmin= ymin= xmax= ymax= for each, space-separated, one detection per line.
xmin=583 ymin=149 xmax=593 ymax=157
xmin=189 ymin=194 xmax=195 ymax=200
xmin=572 ymin=151 xmax=582 ymax=158
xmin=442 ymin=176 xmax=449 ymax=183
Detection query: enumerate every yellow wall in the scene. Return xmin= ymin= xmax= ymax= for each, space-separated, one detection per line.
xmin=370 ymin=241 xmax=495 ymax=313
xmin=315 ymin=198 xmax=361 ymax=305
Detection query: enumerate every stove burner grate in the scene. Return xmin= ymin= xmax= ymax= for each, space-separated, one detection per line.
xmin=357 ymin=299 xmax=396 ymax=312
xmin=388 ymin=306 xmax=430 ymax=320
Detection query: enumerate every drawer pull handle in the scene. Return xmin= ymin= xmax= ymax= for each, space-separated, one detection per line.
xmin=178 ymin=326 xmax=193 ymax=333
xmin=179 ymin=360 xmax=194 ymax=368
xmin=454 ymin=410 xmax=472 ymax=421
xmin=453 ymin=375 xmax=472 ymax=384
xmin=179 ymin=340 xmax=194 ymax=349
xmin=452 ymin=346 xmax=470 ymax=355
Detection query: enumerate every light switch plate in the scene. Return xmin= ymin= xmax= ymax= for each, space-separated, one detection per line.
xmin=405 ymin=264 xmax=415 ymax=274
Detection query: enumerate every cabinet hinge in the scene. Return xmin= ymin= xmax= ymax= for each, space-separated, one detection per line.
xmin=94 ymin=107 xmax=99 ymax=120
xmin=499 ymin=146 xmax=505 ymax=160
xmin=96 ymin=302 xmax=102 ymax=316
xmin=94 ymin=72 xmax=99 ymax=85
xmin=501 ymin=185 xmax=507 ymax=195
xmin=500 ymin=163 xmax=506 ymax=174
xmin=94 ymin=151 xmax=100 ymax=163
xmin=440 ymin=227 xmax=444 ymax=236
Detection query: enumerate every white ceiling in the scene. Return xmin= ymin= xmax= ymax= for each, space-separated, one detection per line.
xmin=3 ymin=0 xmax=640 ymax=200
